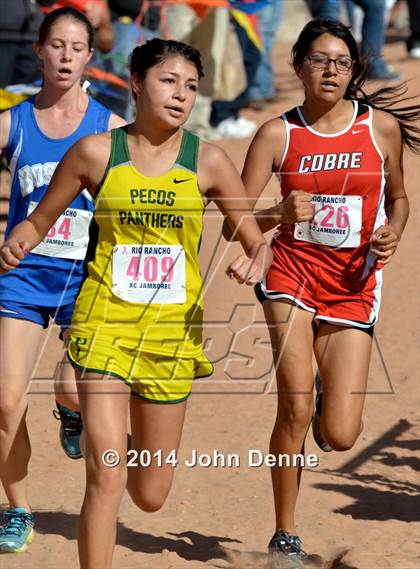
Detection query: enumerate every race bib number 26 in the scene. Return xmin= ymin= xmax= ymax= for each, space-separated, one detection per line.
xmin=294 ymin=194 xmax=362 ymax=248
xmin=112 ymin=244 xmax=186 ymax=304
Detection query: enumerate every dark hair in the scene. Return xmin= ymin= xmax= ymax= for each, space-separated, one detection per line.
xmin=129 ymin=39 xmax=204 ymax=80
xmin=292 ymin=19 xmax=420 ymax=153
xmin=38 ymin=7 xmax=94 ymax=51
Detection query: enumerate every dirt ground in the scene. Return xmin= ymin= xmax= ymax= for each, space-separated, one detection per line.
xmin=1 ymin=10 xmax=419 ymax=569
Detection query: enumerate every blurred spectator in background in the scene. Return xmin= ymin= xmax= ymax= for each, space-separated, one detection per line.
xmin=210 ymin=0 xmax=267 ymax=138
xmin=246 ymin=0 xmax=285 ymax=111
xmin=39 ymin=0 xmax=114 ymax=53
xmin=165 ymin=0 xmax=229 ymax=139
xmin=92 ymin=0 xmax=161 ymax=120
xmin=0 ymin=0 xmax=43 ymax=88
xmin=406 ymin=0 xmax=420 ymax=58
xmin=308 ymin=0 xmax=401 ymax=80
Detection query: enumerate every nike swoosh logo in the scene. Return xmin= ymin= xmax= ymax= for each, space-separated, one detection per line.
xmin=173 ymin=178 xmax=193 ymax=184
xmin=352 ymin=129 xmax=363 ymax=134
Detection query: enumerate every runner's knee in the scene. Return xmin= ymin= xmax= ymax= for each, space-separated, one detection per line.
xmin=323 ymin=425 xmax=362 ymax=452
xmin=0 ymin=390 xmax=28 ymax=426
xmin=129 ymin=480 xmax=171 ymax=513
xmin=276 ymin=397 xmax=313 ymax=433
xmin=86 ymin=458 xmax=127 ymax=497
xmin=132 ymin=493 xmax=167 ymax=513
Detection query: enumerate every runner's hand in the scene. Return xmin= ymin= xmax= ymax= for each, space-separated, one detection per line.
xmin=0 ymin=241 xmax=30 ymax=273
xmin=282 ymin=190 xmax=314 ymax=224
xmin=226 ymin=242 xmax=272 ymax=285
xmin=370 ymin=224 xmax=400 ymax=266
xmin=226 ymin=255 xmax=264 ymax=285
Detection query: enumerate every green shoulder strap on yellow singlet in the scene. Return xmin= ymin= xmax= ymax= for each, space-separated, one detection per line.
xmin=175 ymin=130 xmax=199 ymax=173
xmin=109 ymin=127 xmax=131 ymax=168
xmin=108 ymin=127 xmax=199 ymax=172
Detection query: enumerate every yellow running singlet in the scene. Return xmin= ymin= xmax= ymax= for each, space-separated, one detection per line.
xmin=68 ymin=128 xmax=213 ymax=402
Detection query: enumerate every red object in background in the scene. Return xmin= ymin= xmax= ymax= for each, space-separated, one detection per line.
xmin=164 ymin=1 xmax=229 ymax=19
xmin=40 ymin=0 xmax=104 ymax=14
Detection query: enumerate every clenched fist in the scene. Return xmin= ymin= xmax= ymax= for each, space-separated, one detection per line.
xmin=282 ymin=190 xmax=314 ymax=224
xmin=0 ymin=241 xmax=30 ymax=274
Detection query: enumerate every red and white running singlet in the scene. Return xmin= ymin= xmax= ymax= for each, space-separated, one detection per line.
xmin=275 ymin=101 xmax=386 ymax=281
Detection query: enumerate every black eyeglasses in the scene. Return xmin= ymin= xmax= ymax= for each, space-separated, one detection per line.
xmin=305 ymin=55 xmax=354 ymax=74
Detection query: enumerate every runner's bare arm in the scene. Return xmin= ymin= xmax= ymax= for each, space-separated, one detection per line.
xmin=242 ymin=118 xmax=285 ymax=210
xmin=371 ymin=110 xmax=409 ymax=264
xmin=221 ymin=121 xmax=282 ymax=240
xmin=0 ymin=110 xmax=11 ymax=152
xmin=198 ymin=142 xmax=272 ymax=284
xmin=108 ymin=113 xmax=127 ymax=128
xmin=0 ymin=111 xmax=12 ymax=204
xmin=0 ymin=133 xmax=110 ymax=273
xmin=230 ymin=119 xmax=313 ymax=238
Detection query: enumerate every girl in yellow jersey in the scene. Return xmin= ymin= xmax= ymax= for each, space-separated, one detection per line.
xmin=0 ymin=39 xmax=272 ymax=568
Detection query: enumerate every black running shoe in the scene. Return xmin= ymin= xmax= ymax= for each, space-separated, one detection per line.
xmin=267 ymin=529 xmax=307 ymax=569
xmin=312 ymin=374 xmax=332 ymax=453
xmin=53 ymin=402 xmax=83 ymax=459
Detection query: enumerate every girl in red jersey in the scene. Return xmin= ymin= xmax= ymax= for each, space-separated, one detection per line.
xmin=236 ymin=19 xmax=420 ymax=568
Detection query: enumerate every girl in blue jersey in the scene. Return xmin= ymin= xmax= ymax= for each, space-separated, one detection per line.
xmin=0 ymin=7 xmax=124 ymax=553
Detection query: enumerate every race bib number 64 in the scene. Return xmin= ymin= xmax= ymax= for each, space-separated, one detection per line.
xmin=28 ymin=201 xmax=92 ymax=260
xmin=294 ymin=194 xmax=362 ymax=248
xmin=112 ymin=244 xmax=186 ymax=304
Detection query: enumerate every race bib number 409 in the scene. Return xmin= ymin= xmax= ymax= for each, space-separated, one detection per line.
xmin=28 ymin=201 xmax=93 ymax=260
xmin=112 ymin=244 xmax=186 ymax=304
xmin=294 ymin=194 xmax=362 ymax=248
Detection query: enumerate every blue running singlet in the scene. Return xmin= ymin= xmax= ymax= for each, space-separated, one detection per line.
xmin=0 ymin=96 xmax=111 ymax=307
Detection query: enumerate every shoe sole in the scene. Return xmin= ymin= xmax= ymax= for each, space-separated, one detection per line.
xmin=311 ymin=412 xmax=333 ymax=453
xmin=66 ymin=453 xmax=83 ymax=460
xmin=267 ymin=551 xmax=304 ymax=569
xmin=0 ymin=528 xmax=34 ymax=553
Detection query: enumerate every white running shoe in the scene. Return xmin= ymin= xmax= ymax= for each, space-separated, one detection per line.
xmin=408 ymin=45 xmax=420 ymax=59
xmin=215 ymin=116 xmax=256 ymax=139
xmin=236 ymin=116 xmax=256 ymax=128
